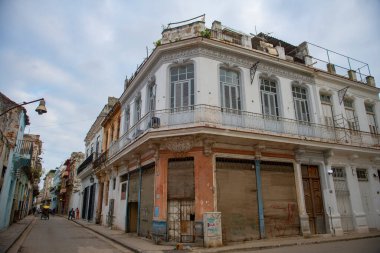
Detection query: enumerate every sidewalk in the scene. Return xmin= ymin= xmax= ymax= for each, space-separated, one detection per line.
xmin=73 ymin=218 xmax=380 ymax=253
xmin=0 ymin=215 xmax=35 ymax=253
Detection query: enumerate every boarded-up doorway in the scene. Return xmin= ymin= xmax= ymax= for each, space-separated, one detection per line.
xmin=216 ymin=158 xmax=259 ymax=242
xmin=167 ymin=158 xmax=195 ymax=243
xmin=127 ymin=171 xmax=139 ymax=233
xmin=139 ymin=164 xmax=155 ymax=238
xmin=302 ymin=165 xmax=325 ymax=234
xmin=128 ymin=202 xmax=138 ymax=232
xmin=261 ymin=162 xmax=300 ymax=238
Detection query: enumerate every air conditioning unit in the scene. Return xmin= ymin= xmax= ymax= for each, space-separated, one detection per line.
xmin=151 ymin=117 xmax=160 ymax=128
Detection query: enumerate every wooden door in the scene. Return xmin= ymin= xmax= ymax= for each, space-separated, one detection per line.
xmin=302 ymin=165 xmax=325 ymax=234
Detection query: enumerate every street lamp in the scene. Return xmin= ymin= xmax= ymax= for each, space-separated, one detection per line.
xmin=0 ymin=98 xmax=47 ymax=117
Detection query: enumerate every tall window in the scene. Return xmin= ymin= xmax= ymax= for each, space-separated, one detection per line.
xmin=170 ymin=64 xmax=194 ymax=111
xmin=125 ymin=106 xmax=130 ymax=132
xmin=148 ymin=82 xmax=156 ymax=113
xmin=220 ymin=68 xmax=241 ymax=112
xmin=95 ymin=136 xmax=100 ymax=156
xmin=260 ymin=77 xmax=279 ymax=117
xmin=344 ymin=99 xmax=358 ymax=130
xmin=320 ymin=94 xmax=334 ymax=126
xmin=365 ymin=104 xmax=377 ymax=134
xmin=292 ymin=85 xmax=310 ymax=122
xmin=134 ymin=94 xmax=142 ymax=123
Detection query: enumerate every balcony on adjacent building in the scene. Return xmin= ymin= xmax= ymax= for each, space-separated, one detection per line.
xmin=77 ymin=153 xmax=94 ymax=175
xmin=108 ymin=105 xmax=380 ymax=160
xmin=93 ymin=150 xmax=108 ymax=171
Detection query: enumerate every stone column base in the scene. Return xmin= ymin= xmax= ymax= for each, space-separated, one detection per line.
xmin=354 ymin=213 xmax=369 ymax=233
xmin=329 ymin=214 xmax=344 ymax=236
xmin=300 ymin=214 xmax=311 ymax=238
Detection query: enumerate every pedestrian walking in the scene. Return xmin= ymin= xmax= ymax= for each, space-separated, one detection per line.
xmin=75 ymin=207 xmax=79 ymax=219
xmin=68 ymin=208 xmax=74 ymax=220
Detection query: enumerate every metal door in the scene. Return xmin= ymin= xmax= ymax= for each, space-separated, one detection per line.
xmin=302 ymin=165 xmax=325 ymax=234
xmin=216 ymin=158 xmax=259 ymax=242
xmin=332 ymin=168 xmax=353 ymax=232
xmin=168 ymin=199 xmax=195 ymax=243
xmin=261 ymin=162 xmax=300 ymax=238
xmin=167 ymin=158 xmax=195 ymax=243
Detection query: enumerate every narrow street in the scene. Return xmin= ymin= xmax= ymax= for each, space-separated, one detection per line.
xmin=13 ymin=215 xmax=132 ymax=253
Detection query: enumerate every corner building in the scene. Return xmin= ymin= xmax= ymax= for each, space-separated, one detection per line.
xmin=93 ymin=18 xmax=380 ymax=244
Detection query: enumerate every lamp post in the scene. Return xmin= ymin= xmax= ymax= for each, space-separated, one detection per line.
xmin=0 ymin=98 xmax=47 ymax=117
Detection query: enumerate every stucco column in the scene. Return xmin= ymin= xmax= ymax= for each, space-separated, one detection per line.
xmin=345 ymin=164 xmax=369 ymax=233
xmin=293 ymin=160 xmax=311 ymax=237
xmin=322 ymin=156 xmax=343 ymax=236
xmin=95 ymin=175 xmax=104 ymax=224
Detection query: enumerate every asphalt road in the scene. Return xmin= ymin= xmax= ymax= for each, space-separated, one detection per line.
xmin=250 ymin=237 xmax=380 ymax=253
xmin=14 ymin=215 xmax=132 ymax=253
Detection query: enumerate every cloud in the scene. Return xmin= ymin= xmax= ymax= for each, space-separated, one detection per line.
xmin=1 ymin=0 xmax=379 ymax=175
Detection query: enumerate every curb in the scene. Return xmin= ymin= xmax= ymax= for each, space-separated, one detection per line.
xmin=72 ymin=219 xmax=142 ymax=253
xmin=197 ymin=233 xmax=380 ymax=253
xmin=4 ymin=216 xmax=35 ymax=253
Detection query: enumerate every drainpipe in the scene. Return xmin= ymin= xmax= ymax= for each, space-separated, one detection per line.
xmin=137 ymin=166 xmax=142 ymax=235
xmin=125 ymin=173 xmax=130 ymax=232
xmin=255 ymin=159 xmax=265 ymax=239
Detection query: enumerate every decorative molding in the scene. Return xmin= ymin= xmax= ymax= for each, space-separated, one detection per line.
xmin=164 ymin=136 xmax=194 ymax=153
xmin=203 ymin=139 xmax=214 ymax=156
xmin=160 ymin=46 xmax=315 ymax=84
xmin=323 ymin=149 xmax=334 ymax=165
xmin=294 ymin=148 xmax=306 ymax=163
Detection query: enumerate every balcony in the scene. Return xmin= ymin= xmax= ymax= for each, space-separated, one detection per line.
xmin=77 ymin=153 xmax=94 ymax=175
xmin=62 ymin=171 xmax=69 ymax=178
xmin=14 ymin=140 xmax=33 ymax=156
xmin=93 ymin=150 xmax=108 ymax=170
xmin=108 ymin=105 xmax=380 ymax=160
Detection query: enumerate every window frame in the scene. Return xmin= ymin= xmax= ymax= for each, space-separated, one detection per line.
xmin=292 ymin=85 xmax=311 ymax=123
xmin=260 ymin=77 xmax=279 ymax=118
xmin=220 ymin=67 xmax=241 ymax=113
xmin=169 ymin=63 xmax=195 ymax=112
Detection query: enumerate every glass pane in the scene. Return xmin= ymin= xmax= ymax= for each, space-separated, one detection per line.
xmin=183 ymin=82 xmax=189 ymax=107
xmin=231 ymin=87 xmax=237 ymax=109
xmin=224 ymin=86 xmax=230 ymax=108
xmin=175 ymin=83 xmax=181 ymax=107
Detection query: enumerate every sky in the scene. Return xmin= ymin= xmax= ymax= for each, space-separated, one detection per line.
xmin=1 ymin=0 xmax=379 ymax=178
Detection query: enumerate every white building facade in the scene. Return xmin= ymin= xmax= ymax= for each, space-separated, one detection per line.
xmin=93 ymin=18 xmax=380 ymax=244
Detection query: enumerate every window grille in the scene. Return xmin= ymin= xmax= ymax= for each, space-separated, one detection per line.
xmin=356 ymin=169 xmax=368 ymax=181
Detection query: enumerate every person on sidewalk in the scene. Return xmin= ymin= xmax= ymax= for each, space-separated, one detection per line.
xmin=68 ymin=208 xmax=74 ymax=220
xmin=75 ymin=208 xmax=79 ymax=219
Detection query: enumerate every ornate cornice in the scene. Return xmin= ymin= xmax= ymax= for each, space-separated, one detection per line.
xmin=159 ymin=45 xmax=315 ymax=84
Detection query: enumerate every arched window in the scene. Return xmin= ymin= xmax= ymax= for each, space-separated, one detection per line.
xmin=320 ymin=93 xmax=334 ymax=126
xmin=125 ymin=106 xmax=130 ymax=132
xmin=365 ymin=104 xmax=377 ymax=134
xmin=260 ymin=77 xmax=279 ymax=117
xmin=170 ymin=64 xmax=194 ymax=111
xmin=134 ymin=94 xmax=142 ymax=123
xmin=148 ymin=82 xmax=156 ymax=113
xmin=292 ymin=85 xmax=310 ymax=122
xmin=344 ymin=98 xmax=358 ymax=130
xmin=220 ymin=68 xmax=241 ymax=112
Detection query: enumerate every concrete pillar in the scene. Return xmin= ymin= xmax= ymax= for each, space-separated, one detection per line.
xmin=348 ymin=70 xmax=357 ymax=81
xmin=327 ymin=63 xmax=336 ymax=74
xmin=293 ymin=160 xmax=311 ymax=237
xmin=322 ymin=161 xmax=344 ymax=236
xmin=345 ymin=164 xmax=369 ymax=233
xmin=95 ymin=179 xmax=104 ymax=224
xmin=366 ymin=76 xmax=376 ymax=87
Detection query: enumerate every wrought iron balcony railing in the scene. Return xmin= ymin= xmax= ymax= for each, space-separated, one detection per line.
xmin=14 ymin=140 xmax=33 ymax=156
xmin=93 ymin=150 xmax=108 ymax=170
xmin=107 ymin=104 xmax=380 ymax=160
xmin=77 ymin=153 xmax=94 ymax=175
